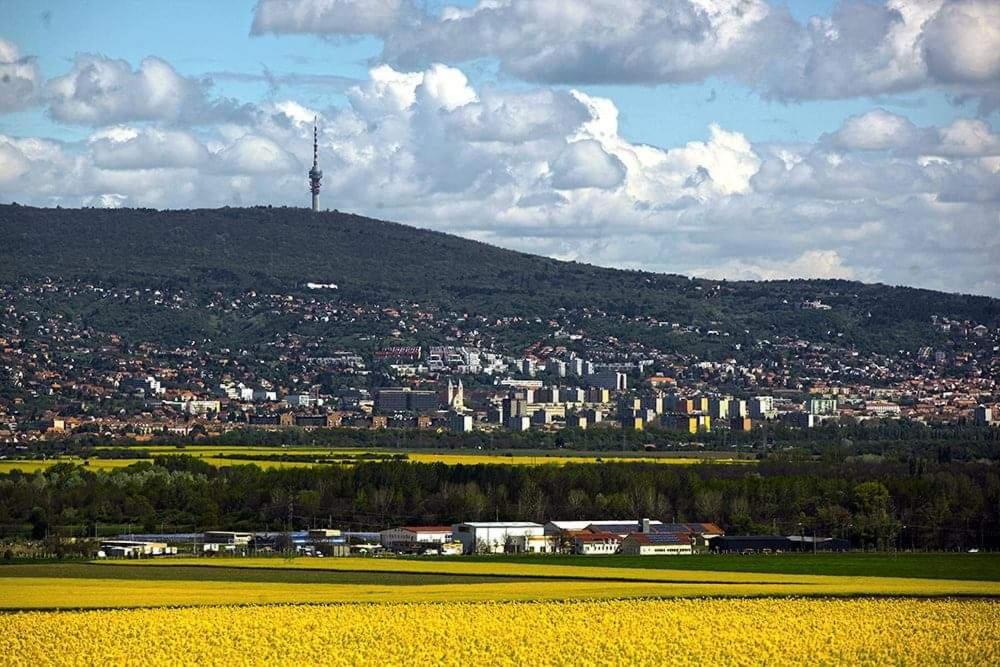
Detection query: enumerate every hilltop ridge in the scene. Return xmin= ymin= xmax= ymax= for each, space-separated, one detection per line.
xmin=1 ymin=204 xmax=997 ymax=353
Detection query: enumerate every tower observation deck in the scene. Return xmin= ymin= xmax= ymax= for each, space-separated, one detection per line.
xmin=308 ymin=119 xmax=323 ymax=212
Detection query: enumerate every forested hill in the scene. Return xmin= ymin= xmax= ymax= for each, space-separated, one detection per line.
xmin=1 ymin=204 xmax=997 ymax=352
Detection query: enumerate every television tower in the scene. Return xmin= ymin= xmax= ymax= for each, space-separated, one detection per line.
xmin=308 ymin=119 xmax=323 ymax=212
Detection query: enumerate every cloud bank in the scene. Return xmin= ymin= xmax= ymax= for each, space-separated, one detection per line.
xmin=251 ymin=0 xmax=1000 ymax=107
xmin=1 ymin=56 xmax=997 ymax=296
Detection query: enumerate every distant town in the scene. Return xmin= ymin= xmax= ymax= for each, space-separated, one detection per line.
xmin=1 ymin=276 xmax=996 ymax=446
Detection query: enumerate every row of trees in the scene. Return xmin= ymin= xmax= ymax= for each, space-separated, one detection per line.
xmin=2 ymin=457 xmax=998 ymax=551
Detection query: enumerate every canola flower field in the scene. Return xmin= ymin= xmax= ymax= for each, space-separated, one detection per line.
xmin=0 ymin=447 xmax=751 ymax=472
xmin=2 ymin=598 xmax=998 ymax=666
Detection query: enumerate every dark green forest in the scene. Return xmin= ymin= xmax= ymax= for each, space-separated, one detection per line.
xmin=2 ymin=204 xmax=997 ymax=354
xmin=3 ymin=458 xmax=998 ymax=551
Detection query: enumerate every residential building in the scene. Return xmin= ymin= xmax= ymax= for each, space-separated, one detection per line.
xmin=642 ymin=394 xmax=664 ymax=414
xmin=750 ymin=396 xmax=776 ymax=419
xmin=507 ymin=415 xmax=531 ymax=431
xmin=589 ymin=370 xmax=627 ymax=391
xmin=621 ymin=414 xmax=644 ymax=430
xmin=586 ymin=388 xmax=611 ymax=403
xmin=572 ymin=532 xmax=621 ymax=555
xmin=709 ymin=398 xmax=730 ymax=420
xmin=182 ymin=400 xmax=220 ymax=416
xmin=782 ymin=412 xmax=817 ymax=428
xmin=120 ymin=375 xmax=164 ymax=397
xmin=375 ymin=388 xmax=438 ymax=413
xmin=808 ymin=397 xmax=838 ymax=415
xmin=728 ymin=399 xmax=748 ymax=418
xmin=449 ymin=412 xmax=473 ymax=432
xmin=975 ymin=405 xmax=994 ymax=426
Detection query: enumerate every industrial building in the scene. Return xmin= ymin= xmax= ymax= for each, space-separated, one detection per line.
xmin=98 ymin=540 xmax=174 ymax=558
xmin=451 ymin=521 xmax=545 ymax=554
xmin=706 ymin=535 xmax=847 ymax=553
xmin=379 ymin=526 xmax=453 ymax=551
xmin=202 ymin=531 xmax=253 ymax=553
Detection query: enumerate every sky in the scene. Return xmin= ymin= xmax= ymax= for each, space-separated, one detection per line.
xmin=1 ymin=0 xmax=998 ymax=296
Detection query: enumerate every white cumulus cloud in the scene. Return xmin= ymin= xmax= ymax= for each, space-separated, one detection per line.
xmin=251 ymin=0 xmax=417 ymax=35
xmin=0 ymin=38 xmax=42 ymax=112
xmin=46 ymin=54 xmax=250 ymax=126
xmin=2 ymin=61 xmax=998 ymax=296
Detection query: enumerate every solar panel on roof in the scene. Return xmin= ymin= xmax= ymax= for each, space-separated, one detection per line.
xmin=587 ymin=523 xmax=638 ymax=533
xmin=645 ymin=532 xmax=687 ymax=544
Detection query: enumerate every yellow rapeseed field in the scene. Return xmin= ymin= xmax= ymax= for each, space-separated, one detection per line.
xmin=1 ymin=450 xmax=750 ymax=472
xmin=403 ymin=452 xmax=745 ymax=465
xmin=2 ymin=598 xmax=997 ymax=666
xmin=0 ymin=459 xmax=141 ymax=473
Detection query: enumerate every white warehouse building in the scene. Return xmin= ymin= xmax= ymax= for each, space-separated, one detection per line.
xmin=452 ymin=521 xmax=545 ymax=554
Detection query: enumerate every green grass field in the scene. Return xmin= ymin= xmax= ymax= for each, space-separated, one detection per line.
xmin=468 ymin=553 xmax=1000 ymax=581
xmin=0 ymin=563 xmax=535 ymax=586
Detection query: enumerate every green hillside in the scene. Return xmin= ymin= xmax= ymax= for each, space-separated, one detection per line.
xmin=1 ymin=204 xmax=997 ymax=353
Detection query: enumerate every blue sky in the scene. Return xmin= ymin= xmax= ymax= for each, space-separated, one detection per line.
xmin=1 ymin=0 xmax=998 ymax=295
xmin=3 ymin=0 xmax=979 ymax=145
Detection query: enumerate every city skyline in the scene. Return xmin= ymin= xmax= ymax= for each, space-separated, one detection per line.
xmin=1 ymin=0 xmax=998 ymax=296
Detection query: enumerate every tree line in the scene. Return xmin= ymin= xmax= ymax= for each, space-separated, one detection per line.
xmin=2 ymin=457 xmax=997 ymax=551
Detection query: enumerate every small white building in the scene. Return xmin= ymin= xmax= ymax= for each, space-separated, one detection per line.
xmin=98 ymin=540 xmax=172 ymax=558
xmin=621 ymin=533 xmax=693 ymax=556
xmin=452 ymin=521 xmax=545 ymax=554
xmin=512 ymin=533 xmax=558 ymax=554
xmin=202 ymin=531 xmax=252 ymax=552
xmin=379 ymin=526 xmax=453 ymax=550
xmin=573 ymin=532 xmax=621 ymax=555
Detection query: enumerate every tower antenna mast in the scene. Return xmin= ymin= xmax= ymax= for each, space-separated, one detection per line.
xmin=309 ymin=118 xmax=323 ymax=212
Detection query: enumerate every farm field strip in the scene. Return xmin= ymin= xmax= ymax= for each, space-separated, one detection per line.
xmin=1 ymin=450 xmax=752 ymax=471
xmin=120 ymin=445 xmax=751 ymax=465
xmin=475 ymin=553 xmax=1000 ymax=581
xmin=0 ymin=458 xmax=328 ymax=472
xmin=100 ymin=445 xmax=747 ymax=459
xmin=0 ymin=563 xmax=535 ymax=586
xmin=2 ymin=598 xmax=997 ymax=665
xmin=5 ymin=572 xmax=1000 ymax=610
xmin=0 ymin=459 xmax=141 ymax=473
xmin=0 ymin=576 xmax=807 ymax=609
xmin=88 ymin=558 xmax=1000 ymax=597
